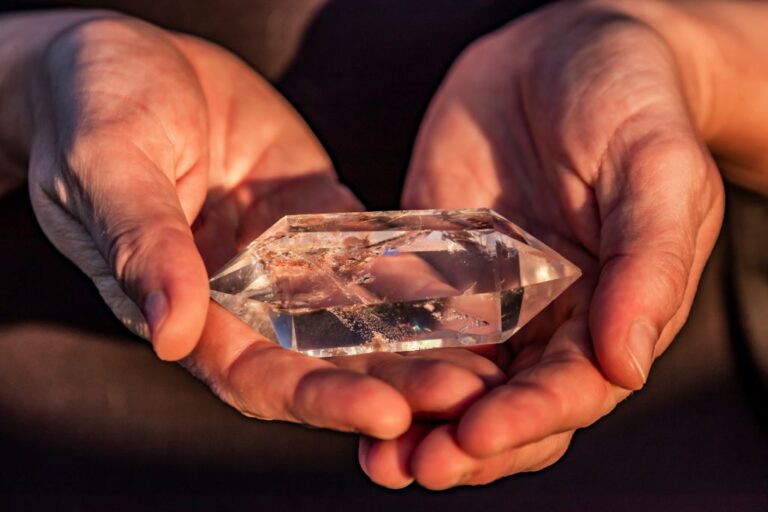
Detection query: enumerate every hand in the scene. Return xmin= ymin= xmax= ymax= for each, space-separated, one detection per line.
xmin=10 ymin=13 xmax=502 ymax=438
xmin=361 ymin=0 xmax=725 ymax=487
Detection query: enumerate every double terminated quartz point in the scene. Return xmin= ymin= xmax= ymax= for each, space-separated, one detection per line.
xmin=210 ymin=209 xmax=581 ymax=357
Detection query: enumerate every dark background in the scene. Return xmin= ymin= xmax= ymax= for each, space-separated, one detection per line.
xmin=0 ymin=1 xmax=767 ymax=510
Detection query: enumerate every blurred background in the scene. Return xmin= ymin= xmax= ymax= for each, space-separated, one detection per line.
xmin=0 ymin=1 xmax=766 ymax=510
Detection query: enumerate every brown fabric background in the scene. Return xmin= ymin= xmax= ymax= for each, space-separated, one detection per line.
xmin=0 ymin=1 xmax=766 ymax=510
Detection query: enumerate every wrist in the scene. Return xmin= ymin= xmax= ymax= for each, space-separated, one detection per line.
xmin=596 ymin=0 xmax=768 ymax=193
xmin=588 ymin=1 xmax=715 ymax=137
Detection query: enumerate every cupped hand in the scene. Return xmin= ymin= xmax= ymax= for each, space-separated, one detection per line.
xmin=362 ymin=0 xmax=725 ymax=487
xmin=21 ymin=13 xmax=501 ymax=439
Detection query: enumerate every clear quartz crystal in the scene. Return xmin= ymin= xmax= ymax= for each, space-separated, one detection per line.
xmin=210 ymin=209 xmax=581 ymax=357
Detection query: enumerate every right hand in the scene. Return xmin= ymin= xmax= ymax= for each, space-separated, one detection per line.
xmin=363 ymin=0 xmax=729 ymax=487
xmin=8 ymin=12 xmax=503 ymax=439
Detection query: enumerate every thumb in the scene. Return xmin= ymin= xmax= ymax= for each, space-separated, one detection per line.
xmin=590 ymin=133 xmax=723 ymax=390
xmin=25 ymin=17 xmax=211 ymax=360
xmin=30 ymin=142 xmax=210 ymax=361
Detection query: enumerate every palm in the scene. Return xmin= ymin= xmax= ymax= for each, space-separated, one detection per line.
xmin=366 ymin=6 xmax=724 ymax=488
xmin=29 ymin=19 xmax=506 ymax=441
xmin=405 ymin=10 xmax=723 ymax=382
xmin=158 ymin=34 xmax=359 ymax=274
xmin=162 ymin=36 xmax=511 ymax=429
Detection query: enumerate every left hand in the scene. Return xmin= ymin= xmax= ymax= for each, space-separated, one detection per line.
xmin=10 ymin=12 xmax=503 ymax=440
xmin=359 ymin=0 xmax=725 ymax=488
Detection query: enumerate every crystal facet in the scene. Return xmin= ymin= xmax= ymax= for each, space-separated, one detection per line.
xmin=210 ymin=209 xmax=581 ymax=357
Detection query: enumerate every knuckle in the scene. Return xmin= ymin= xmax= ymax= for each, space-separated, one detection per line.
xmin=63 ymin=132 xmax=113 ymax=175
xmin=408 ymin=359 xmax=459 ymax=390
xmin=107 ymin=224 xmax=189 ymax=289
xmin=44 ymin=13 xmax=206 ymax=166
xmin=222 ymin=344 xmax=289 ymax=421
xmin=527 ymin=438 xmax=571 ymax=473
xmin=513 ymin=369 xmax=570 ymax=422
xmin=106 ymin=222 xmax=144 ymax=284
xmin=633 ymin=135 xmax=707 ymax=183
xmin=531 ymin=378 xmax=571 ymax=425
xmin=649 ymin=245 xmax=691 ymax=310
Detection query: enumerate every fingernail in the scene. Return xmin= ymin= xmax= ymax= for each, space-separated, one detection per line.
xmin=626 ymin=320 xmax=658 ymax=386
xmin=144 ymin=290 xmax=168 ymax=341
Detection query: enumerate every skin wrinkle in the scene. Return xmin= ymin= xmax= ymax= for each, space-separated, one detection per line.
xmin=646 ymin=2 xmax=731 ymax=141
xmin=11 ymin=10 xmax=466 ymax=447
xmin=0 ymin=1 xmax=748 ymax=488
xmin=520 ymin=433 xmax=572 ymax=474
xmin=293 ymin=370 xmax=378 ymax=433
xmin=173 ymin=152 xmax=210 ymax=224
xmin=223 ymin=342 xmax=306 ymax=421
xmin=651 ymin=190 xmax=722 ymax=354
xmin=48 ymin=107 xmax=198 ymax=288
xmin=597 ymin=242 xmax=692 ymax=313
xmin=99 ymin=65 xmax=205 ymax=179
xmin=594 ymin=119 xmax=683 ymax=226
xmin=33 ymin=180 xmax=151 ymax=338
xmin=60 ymin=89 xmax=185 ymax=180
xmin=623 ymin=1 xmax=768 ymax=192
xmin=219 ymin=340 xmax=281 ymax=396
xmin=126 ymin=138 xmax=177 ymax=187
xmin=558 ymin=58 xmax=679 ymax=190
xmin=516 ymin=71 xmax=595 ymax=255
xmin=220 ymin=91 xmax=245 ymax=190
xmin=166 ymin=38 xmax=227 ymax=201
xmin=458 ymin=160 xmax=498 ymax=210
xmin=200 ymin=107 xmax=333 ymax=228
xmin=337 ymin=353 xmax=502 ymax=418
xmin=91 ymin=176 xmax=185 ymax=281
xmin=493 ymin=103 xmax=538 ymax=215
xmin=387 ymin=0 xmax=728 ymax=471
xmin=477 ymin=341 xmax=615 ymax=440
xmin=594 ymin=244 xmax=692 ymax=359
xmin=44 ymin=23 xmax=188 ymax=164
xmin=110 ymin=224 xmax=194 ymax=295
xmin=232 ymin=173 xmax=343 ymax=243
xmin=46 ymin=150 xmax=87 ymax=222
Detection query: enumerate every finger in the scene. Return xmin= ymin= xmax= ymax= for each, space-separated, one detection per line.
xmin=403 ymin=348 xmax=507 ymax=388
xmin=456 ymin=317 xmax=626 ymax=458
xmin=409 ymin=424 xmax=572 ymax=490
xmin=236 ymin=174 xmax=363 ymax=247
xmin=172 ymin=32 xmax=364 ymax=253
xmin=591 ymin=132 xmax=723 ymax=389
xmin=358 ymin=423 xmax=433 ymax=489
xmin=193 ymin=173 xmax=363 ymax=273
xmin=507 ymin=341 xmax=546 ymax=375
xmin=186 ymin=302 xmax=411 ymax=439
xmin=334 ymin=350 xmax=503 ymax=419
xmin=30 ymin=145 xmax=210 ymax=361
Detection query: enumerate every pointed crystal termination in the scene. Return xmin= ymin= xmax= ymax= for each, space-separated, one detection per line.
xmin=210 ymin=209 xmax=581 ymax=357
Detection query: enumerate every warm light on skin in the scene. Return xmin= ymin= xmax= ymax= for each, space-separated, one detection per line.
xmin=0 ymin=0 xmax=764 ymax=491
xmin=0 ymin=9 xmax=527 ymax=463
xmin=376 ymin=0 xmax=742 ymax=488
xmin=608 ymin=0 xmax=768 ymax=195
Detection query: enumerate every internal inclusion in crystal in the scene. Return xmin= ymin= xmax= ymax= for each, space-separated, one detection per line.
xmin=209 ymin=209 xmax=581 ymax=357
